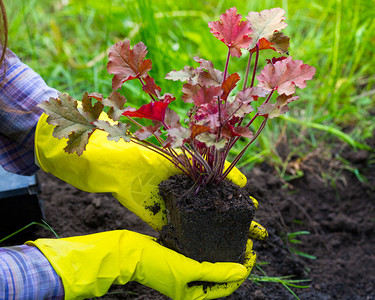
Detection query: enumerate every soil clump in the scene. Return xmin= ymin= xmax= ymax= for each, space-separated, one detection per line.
xmin=159 ymin=174 xmax=254 ymax=263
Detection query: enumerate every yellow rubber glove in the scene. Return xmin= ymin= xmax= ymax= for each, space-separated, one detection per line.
xmin=35 ymin=113 xmax=247 ymax=231
xmin=27 ymin=230 xmax=255 ymax=300
xmin=35 ymin=113 xmax=268 ymax=298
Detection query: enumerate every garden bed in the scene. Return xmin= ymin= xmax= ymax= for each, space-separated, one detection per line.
xmin=3 ymin=137 xmax=374 ymax=299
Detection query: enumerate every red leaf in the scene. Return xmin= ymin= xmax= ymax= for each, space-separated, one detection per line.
xmin=236 ymin=87 xmax=269 ymax=102
xmin=266 ymin=56 xmax=288 ymax=65
xmin=234 ymin=126 xmax=253 ymax=138
xmin=88 ymin=92 xmax=104 ymax=101
xmin=107 ymin=40 xmax=152 ymax=90
xmin=190 ymin=124 xmax=211 ymax=140
xmin=81 ymin=93 xmax=104 ymax=122
xmin=194 ymin=101 xmax=221 ymax=128
xmin=166 ymin=126 xmax=191 ymax=148
xmin=164 ymin=108 xmax=181 ymax=128
xmin=134 ymin=125 xmax=162 ymax=140
xmin=250 ymin=33 xmax=289 ymax=54
xmin=142 ymin=75 xmax=162 ymax=97
xmin=250 ymin=38 xmax=276 ymax=53
xmin=194 ymin=57 xmax=223 ymax=86
xmin=102 ymin=91 xmax=128 ymax=121
xmin=222 ymin=73 xmax=240 ymax=100
xmin=258 ymin=94 xmax=299 ymax=119
xmin=182 ymin=84 xmax=222 ymax=106
xmin=227 ymin=100 xmax=254 ymax=119
xmin=208 ymin=7 xmax=253 ymax=57
xmin=222 ymin=123 xmax=241 ymax=138
xmin=182 ymin=83 xmax=200 ymax=103
xmin=122 ymin=99 xmax=172 ymax=123
xmin=192 ymin=85 xmax=223 ymax=106
xmin=222 ymin=124 xmax=253 ymax=138
xmin=257 ymin=57 xmax=316 ymax=95
xmin=227 ymin=87 xmax=269 ymax=119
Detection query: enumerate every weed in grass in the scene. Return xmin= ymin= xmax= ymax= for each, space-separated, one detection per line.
xmin=285 ymin=231 xmax=317 ymax=260
xmin=0 ymin=220 xmax=59 ymax=244
xmin=249 ymin=263 xmax=311 ymax=300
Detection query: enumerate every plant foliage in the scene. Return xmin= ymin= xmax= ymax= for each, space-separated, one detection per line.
xmin=39 ymin=7 xmax=315 ymax=187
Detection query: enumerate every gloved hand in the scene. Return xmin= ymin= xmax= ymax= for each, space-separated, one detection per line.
xmin=35 ymin=111 xmax=268 ymax=298
xmin=27 ymin=230 xmax=255 ymax=300
xmin=35 ymin=112 xmax=247 ymax=231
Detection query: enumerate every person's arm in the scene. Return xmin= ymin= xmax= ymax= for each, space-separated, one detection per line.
xmin=0 ymin=48 xmax=58 ymax=175
xmin=0 ymin=245 xmax=64 ymax=299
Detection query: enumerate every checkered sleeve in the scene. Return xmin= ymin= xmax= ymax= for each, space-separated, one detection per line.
xmin=0 ymin=49 xmax=59 ymax=175
xmin=0 ymin=244 xmax=64 ymax=299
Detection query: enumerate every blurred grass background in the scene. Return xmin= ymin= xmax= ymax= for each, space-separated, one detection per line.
xmin=6 ymin=0 xmax=375 ymax=176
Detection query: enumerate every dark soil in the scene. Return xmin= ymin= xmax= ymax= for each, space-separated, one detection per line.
xmin=1 ymin=138 xmax=374 ymax=299
xmin=159 ymin=175 xmax=254 ymax=263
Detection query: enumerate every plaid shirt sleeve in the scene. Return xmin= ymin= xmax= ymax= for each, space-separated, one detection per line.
xmin=0 ymin=49 xmax=59 ymax=175
xmin=0 ymin=244 xmax=64 ymax=299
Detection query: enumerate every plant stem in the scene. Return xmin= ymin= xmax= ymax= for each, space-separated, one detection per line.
xmin=250 ymin=45 xmax=260 ymax=88
xmin=217 ymin=96 xmax=223 ymax=140
xmin=223 ymin=49 xmax=231 ymax=83
xmin=224 ymin=89 xmax=275 ymax=158
xmin=131 ymin=139 xmax=190 ymax=177
xmin=206 ymin=149 xmax=221 ymax=185
xmin=242 ymin=51 xmax=253 ymax=91
xmin=245 ymin=90 xmax=274 ymax=128
xmin=125 ymin=116 xmax=165 ymax=146
xmin=131 ymin=138 xmax=171 ymax=157
xmin=214 ymin=137 xmax=233 ymax=184
xmin=185 ymin=143 xmax=212 ymax=175
xmin=221 ymin=102 xmax=244 ymax=128
xmin=181 ymin=147 xmax=197 ymax=181
xmin=219 ymin=117 xmax=268 ymax=182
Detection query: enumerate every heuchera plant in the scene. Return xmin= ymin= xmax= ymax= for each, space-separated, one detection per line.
xmin=40 ymin=7 xmax=315 ymax=187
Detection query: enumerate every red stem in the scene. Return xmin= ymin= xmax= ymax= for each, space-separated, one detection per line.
xmin=186 ymin=143 xmax=212 ymax=174
xmin=222 ymin=49 xmax=231 ymax=83
xmin=218 ymin=117 xmax=268 ymax=183
xmin=242 ymin=51 xmax=253 ymax=91
xmin=130 ymin=139 xmax=190 ymax=177
xmin=250 ymin=45 xmax=260 ymax=88
xmin=245 ymin=90 xmax=274 ymax=128
xmin=125 ymin=116 xmax=165 ymax=146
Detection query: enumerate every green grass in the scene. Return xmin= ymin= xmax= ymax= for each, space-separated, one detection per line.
xmin=6 ymin=0 xmax=375 ymax=172
xmin=250 ymin=263 xmax=311 ymax=299
xmin=285 ymin=231 xmax=317 ymax=260
xmin=0 ymin=220 xmax=59 ymax=244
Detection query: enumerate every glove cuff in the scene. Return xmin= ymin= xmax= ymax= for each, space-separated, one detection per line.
xmin=26 ymin=230 xmax=145 ymax=299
